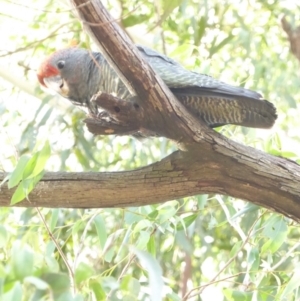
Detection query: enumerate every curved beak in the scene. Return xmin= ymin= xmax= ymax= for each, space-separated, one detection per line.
xmin=43 ymin=76 xmax=69 ymax=97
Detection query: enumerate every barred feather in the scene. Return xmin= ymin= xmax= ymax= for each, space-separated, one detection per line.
xmin=38 ymin=46 xmax=277 ymax=129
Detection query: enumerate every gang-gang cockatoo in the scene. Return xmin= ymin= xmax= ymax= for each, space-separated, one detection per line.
xmin=37 ymin=46 xmax=277 ymax=129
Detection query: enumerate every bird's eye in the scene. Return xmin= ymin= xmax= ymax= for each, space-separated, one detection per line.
xmin=57 ymin=60 xmax=65 ymax=69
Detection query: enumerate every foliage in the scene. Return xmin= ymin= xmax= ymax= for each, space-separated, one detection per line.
xmin=1 ymin=0 xmax=300 ymax=300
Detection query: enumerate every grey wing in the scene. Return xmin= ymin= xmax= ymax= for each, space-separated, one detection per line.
xmin=138 ymin=45 xmax=203 ymax=88
xmin=138 ymin=45 xmax=277 ymax=129
xmin=138 ymin=45 xmax=261 ymax=98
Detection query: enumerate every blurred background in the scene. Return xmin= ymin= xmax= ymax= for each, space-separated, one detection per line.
xmin=1 ymin=0 xmax=300 ymax=300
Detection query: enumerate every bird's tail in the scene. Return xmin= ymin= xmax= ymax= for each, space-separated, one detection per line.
xmin=176 ymin=93 xmax=277 ymax=129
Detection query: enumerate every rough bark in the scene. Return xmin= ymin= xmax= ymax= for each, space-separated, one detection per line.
xmin=1 ymin=1 xmax=300 ymax=222
xmin=1 ymin=150 xmax=300 ymax=220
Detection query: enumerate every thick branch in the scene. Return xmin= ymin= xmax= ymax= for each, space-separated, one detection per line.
xmin=85 ymin=92 xmax=144 ymax=135
xmin=1 ymin=150 xmax=300 ymax=220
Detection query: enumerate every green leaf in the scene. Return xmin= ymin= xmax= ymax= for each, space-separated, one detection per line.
xmin=104 ymin=248 xmax=115 ymax=263
xmin=262 ymin=216 xmax=288 ymax=253
xmin=23 ymin=141 xmax=50 ymax=180
xmin=8 ymin=155 xmax=30 ymax=188
xmin=125 ymin=208 xmax=144 ymax=225
xmin=9 ymin=144 xmax=48 ymax=203
xmin=115 ymin=226 xmax=131 ymax=261
xmin=12 ymin=242 xmax=34 ymax=280
xmin=89 ymin=280 xmax=106 ymax=300
xmin=194 ymin=16 xmax=207 ymax=46
xmin=247 ymin=247 xmax=260 ymax=276
xmin=157 ymin=205 xmax=177 ymax=224
xmin=131 ymin=248 xmax=163 ymax=301
xmin=103 ymin=229 xmax=124 ymax=262
xmin=75 ymin=262 xmax=95 ymax=285
xmin=231 ymin=203 xmax=260 ymax=220
xmin=24 ymin=276 xmax=49 ymax=290
xmin=148 ymin=209 xmax=158 ymax=220
xmin=133 ymin=219 xmax=153 ymax=233
xmin=136 ymin=230 xmax=150 ymax=249
xmin=72 ymin=220 xmax=83 ymax=237
xmin=263 ymin=216 xmax=288 ymax=239
xmin=56 ymin=292 xmax=84 ymax=301
xmin=283 ymin=93 xmax=297 ymax=108
xmin=121 ymin=275 xmax=140 ymax=297
xmin=10 ymin=171 xmax=44 ymax=205
xmin=147 ymin=235 xmax=156 ymax=257
xmin=2 ymin=282 xmax=22 ymax=301
xmin=94 ymin=215 xmax=107 ymax=250
xmin=176 ymin=214 xmax=198 ymax=231
xmin=22 ymin=152 xmax=39 ymax=180
xmin=0 ymin=225 xmax=8 ymax=248
xmin=229 ymin=240 xmax=243 ymax=257
xmin=50 ymin=209 xmax=60 ymax=232
xmin=209 ymin=34 xmax=235 ymax=57
xmin=282 ymin=267 xmax=300 ymax=298
xmin=166 ymin=292 xmax=181 ymax=301
xmin=37 ymin=107 xmax=53 ymax=127
xmin=175 ymin=231 xmax=193 ymax=254
xmin=10 ymin=182 xmax=26 ymax=205
xmin=161 ymin=0 xmax=183 ymax=21
xmin=45 ymin=242 xmax=59 ymax=272
xmin=261 ymin=236 xmax=286 ymax=254
xmin=43 ymin=273 xmax=70 ymax=296
xmin=197 ymin=194 xmax=208 ymax=209
xmin=122 ymin=14 xmax=150 ymax=28
xmin=170 ymin=44 xmax=195 ymax=60
xmin=223 ymin=289 xmax=252 ymax=301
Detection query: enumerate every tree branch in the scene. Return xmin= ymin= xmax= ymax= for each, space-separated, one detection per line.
xmin=1 ymin=150 xmax=300 ymax=220
xmin=281 ymin=16 xmax=300 ymax=62
xmin=2 ymin=0 xmax=300 ymax=222
xmin=85 ymin=92 xmax=147 ymax=136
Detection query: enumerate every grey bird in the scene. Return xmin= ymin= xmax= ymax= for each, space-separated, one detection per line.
xmin=37 ymin=45 xmax=277 ymax=129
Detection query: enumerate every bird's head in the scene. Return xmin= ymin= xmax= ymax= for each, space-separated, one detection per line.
xmin=37 ymin=48 xmax=101 ymax=110
xmin=38 ymin=48 xmax=78 ymax=97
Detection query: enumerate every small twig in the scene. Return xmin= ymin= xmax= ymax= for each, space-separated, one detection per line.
xmin=105 ymin=254 xmax=136 ymax=300
xmin=186 ymin=272 xmax=249 ymax=299
xmin=216 ymin=195 xmax=246 ymax=241
xmin=0 ymin=22 xmax=73 ymax=58
xmin=35 ymin=208 xmax=75 ymax=295
xmin=270 ymin=240 xmax=300 ymax=271
xmin=118 ymin=254 xmax=136 ymax=280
